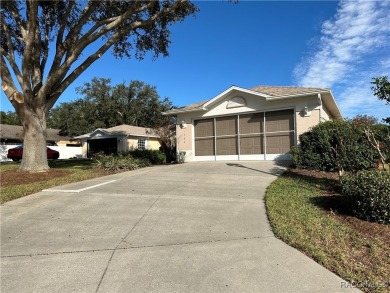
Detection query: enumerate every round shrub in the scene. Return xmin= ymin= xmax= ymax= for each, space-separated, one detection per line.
xmin=292 ymin=120 xmax=380 ymax=172
xmin=341 ymin=171 xmax=390 ymax=224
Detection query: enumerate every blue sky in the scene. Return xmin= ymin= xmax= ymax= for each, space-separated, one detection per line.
xmin=1 ymin=0 xmax=390 ymax=121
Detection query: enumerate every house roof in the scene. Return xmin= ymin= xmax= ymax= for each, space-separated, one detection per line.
xmin=163 ymin=85 xmax=342 ymax=119
xmin=250 ymin=86 xmax=329 ymax=97
xmin=74 ymin=124 xmax=159 ymax=139
xmin=0 ymin=124 xmax=72 ymax=141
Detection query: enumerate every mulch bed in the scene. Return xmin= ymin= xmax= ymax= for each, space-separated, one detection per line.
xmin=0 ymin=168 xmax=116 ymax=187
xmin=1 ymin=169 xmax=71 ymax=186
xmin=284 ymin=168 xmax=389 ymax=245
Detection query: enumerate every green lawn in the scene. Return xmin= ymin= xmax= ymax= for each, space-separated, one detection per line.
xmin=0 ymin=159 xmax=111 ymax=204
xmin=265 ymin=172 xmax=389 ymax=293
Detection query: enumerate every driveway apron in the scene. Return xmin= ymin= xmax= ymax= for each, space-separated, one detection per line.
xmin=1 ymin=162 xmax=358 ymax=292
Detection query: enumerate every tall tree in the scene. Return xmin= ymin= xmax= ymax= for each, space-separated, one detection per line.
xmin=48 ymin=78 xmax=173 ymax=136
xmin=371 ymin=76 xmax=390 ymax=124
xmin=0 ymin=0 xmax=197 ymax=171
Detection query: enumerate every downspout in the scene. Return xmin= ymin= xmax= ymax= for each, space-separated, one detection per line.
xmin=175 ymin=116 xmax=179 ymax=161
xmin=318 ymin=93 xmax=324 ymax=122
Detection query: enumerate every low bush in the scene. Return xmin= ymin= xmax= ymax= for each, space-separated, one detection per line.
xmin=128 ymin=149 xmax=166 ymax=165
xmin=341 ymin=171 xmax=390 ymax=224
xmin=95 ymin=153 xmax=151 ymax=171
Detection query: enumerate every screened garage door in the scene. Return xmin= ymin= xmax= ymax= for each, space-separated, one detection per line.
xmin=194 ymin=109 xmax=294 ymax=160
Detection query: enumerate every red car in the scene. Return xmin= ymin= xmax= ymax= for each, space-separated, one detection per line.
xmin=7 ymin=146 xmax=60 ymax=161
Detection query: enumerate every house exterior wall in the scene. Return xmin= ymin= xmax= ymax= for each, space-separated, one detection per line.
xmin=56 ymin=139 xmax=75 ymax=146
xmin=127 ymin=137 xmax=138 ymax=150
xmin=127 ymin=136 xmax=160 ymax=151
xmin=176 ymin=93 xmax=334 ymax=162
xmin=81 ymin=141 xmax=88 ymax=158
xmin=322 ymin=104 xmax=331 ymax=120
xmin=296 ymin=109 xmax=320 ymax=138
xmin=148 ymin=138 xmax=161 ymax=150
xmin=176 ymin=113 xmax=194 ymax=161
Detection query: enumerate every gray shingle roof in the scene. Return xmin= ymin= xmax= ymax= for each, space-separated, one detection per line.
xmin=0 ymin=124 xmax=72 ymax=141
xmin=74 ymin=124 xmax=159 ymax=139
xmin=104 ymin=124 xmax=158 ymax=137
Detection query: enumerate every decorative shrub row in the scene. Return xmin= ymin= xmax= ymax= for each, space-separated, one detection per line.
xmin=341 ymin=171 xmax=390 ymax=224
xmin=128 ymin=149 xmax=166 ymax=165
xmin=95 ymin=153 xmax=151 ymax=171
xmin=291 ymin=120 xmax=388 ymax=172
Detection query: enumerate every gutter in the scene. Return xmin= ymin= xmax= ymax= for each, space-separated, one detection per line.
xmin=162 ymin=107 xmax=207 ymax=115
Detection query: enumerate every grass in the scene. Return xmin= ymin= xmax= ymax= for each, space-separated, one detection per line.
xmin=0 ymin=159 xmax=111 ymax=204
xmin=265 ymin=173 xmax=390 ymax=293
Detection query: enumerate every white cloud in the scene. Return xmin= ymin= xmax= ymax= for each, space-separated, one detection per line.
xmin=294 ymin=0 xmax=390 ymax=121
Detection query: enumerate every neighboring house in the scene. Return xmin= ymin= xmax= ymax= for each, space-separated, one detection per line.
xmin=0 ymin=124 xmax=81 ymax=161
xmin=75 ymin=124 xmax=161 ymax=158
xmin=0 ymin=124 xmax=75 ymax=146
xmin=163 ymin=85 xmax=342 ymax=162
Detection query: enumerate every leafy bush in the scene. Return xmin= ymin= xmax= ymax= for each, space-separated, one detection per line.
xmin=341 ymin=171 xmax=390 ymax=224
xmin=128 ymin=149 xmax=166 ymax=165
xmin=94 ymin=153 xmax=151 ymax=171
xmin=292 ymin=120 xmax=381 ymax=172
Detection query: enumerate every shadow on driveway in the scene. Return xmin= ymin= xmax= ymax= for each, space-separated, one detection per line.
xmin=226 ymin=162 xmax=290 ymax=176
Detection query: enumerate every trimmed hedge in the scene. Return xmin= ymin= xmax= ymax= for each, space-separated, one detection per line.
xmin=128 ymin=149 xmax=166 ymax=165
xmin=291 ymin=120 xmax=383 ymax=172
xmin=341 ymin=171 xmax=390 ymax=224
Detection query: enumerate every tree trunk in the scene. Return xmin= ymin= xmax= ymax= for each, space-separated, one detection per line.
xmin=20 ymin=108 xmax=49 ymax=172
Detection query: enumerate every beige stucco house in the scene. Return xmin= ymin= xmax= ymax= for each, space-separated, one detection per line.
xmin=163 ymin=86 xmax=342 ymax=162
xmin=75 ymin=124 xmax=161 ymax=158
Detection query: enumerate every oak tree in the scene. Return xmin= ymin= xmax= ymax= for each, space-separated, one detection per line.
xmin=48 ymin=78 xmax=173 ymax=136
xmin=0 ymin=0 xmax=197 ymax=171
xmin=371 ymin=76 xmax=390 ymax=124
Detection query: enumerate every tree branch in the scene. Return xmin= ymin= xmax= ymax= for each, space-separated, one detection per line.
xmin=0 ymin=15 xmax=15 ymax=58
xmin=21 ymin=0 xmax=39 ymax=99
xmin=63 ymin=1 xmax=99 ymax=50
xmin=7 ymin=1 xmax=27 ymax=39
xmin=32 ymin=24 xmax=42 ymax=95
xmin=48 ymin=1 xmax=98 ymax=79
xmin=40 ymin=11 xmax=51 ymax=84
xmin=56 ymin=0 xmax=75 ymax=48
xmin=0 ymin=55 xmax=24 ymax=105
xmin=1 ymin=47 xmax=23 ymax=87
xmin=45 ymin=0 xmax=189 ymax=110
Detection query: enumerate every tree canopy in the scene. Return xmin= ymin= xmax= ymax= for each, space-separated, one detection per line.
xmin=0 ymin=111 xmax=21 ymax=125
xmin=371 ymin=76 xmax=390 ymax=124
xmin=48 ymin=78 xmax=174 ymax=136
xmin=0 ymin=0 xmax=197 ymax=171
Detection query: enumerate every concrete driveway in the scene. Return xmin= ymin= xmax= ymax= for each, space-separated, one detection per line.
xmin=1 ymin=162 xmax=357 ymax=292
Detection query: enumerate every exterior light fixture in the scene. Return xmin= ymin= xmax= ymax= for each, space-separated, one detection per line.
xmin=180 ymin=121 xmax=187 ymax=129
xmin=303 ymin=106 xmax=311 ymax=117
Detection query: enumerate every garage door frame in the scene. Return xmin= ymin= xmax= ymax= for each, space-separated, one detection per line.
xmin=193 ymin=107 xmax=296 ymax=161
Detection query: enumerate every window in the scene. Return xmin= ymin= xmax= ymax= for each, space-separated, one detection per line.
xmin=137 ymin=139 xmax=146 ymax=150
